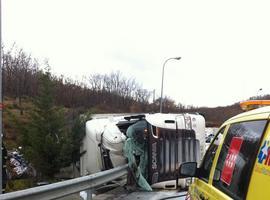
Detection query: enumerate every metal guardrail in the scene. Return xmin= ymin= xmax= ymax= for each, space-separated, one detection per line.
xmin=0 ymin=164 xmax=129 ymax=200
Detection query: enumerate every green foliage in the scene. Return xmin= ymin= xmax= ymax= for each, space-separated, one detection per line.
xmin=22 ymin=70 xmax=72 ymax=178
xmin=6 ymin=179 xmax=34 ymax=192
xmin=71 ymin=111 xmax=92 ymax=163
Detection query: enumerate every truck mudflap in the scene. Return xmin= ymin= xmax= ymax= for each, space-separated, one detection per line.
xmin=148 ymin=126 xmax=200 ymax=185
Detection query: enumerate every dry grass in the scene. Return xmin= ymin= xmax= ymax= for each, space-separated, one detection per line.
xmin=3 ymin=97 xmax=33 ymax=149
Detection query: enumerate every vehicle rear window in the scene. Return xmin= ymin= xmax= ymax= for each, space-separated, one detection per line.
xmin=213 ymin=120 xmax=267 ymax=200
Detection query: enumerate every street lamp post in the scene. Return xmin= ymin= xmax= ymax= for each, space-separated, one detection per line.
xmin=0 ymin=0 xmax=3 ymax=194
xmin=160 ymin=57 xmax=181 ymax=113
xmin=257 ymin=88 xmax=262 ymax=97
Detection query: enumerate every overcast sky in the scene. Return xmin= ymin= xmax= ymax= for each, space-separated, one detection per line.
xmin=3 ymin=0 xmax=270 ymax=107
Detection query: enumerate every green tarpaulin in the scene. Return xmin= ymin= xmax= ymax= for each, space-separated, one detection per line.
xmin=123 ymin=120 xmax=152 ymax=191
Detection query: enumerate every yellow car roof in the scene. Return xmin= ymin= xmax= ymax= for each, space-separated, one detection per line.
xmin=222 ymin=106 xmax=270 ymax=126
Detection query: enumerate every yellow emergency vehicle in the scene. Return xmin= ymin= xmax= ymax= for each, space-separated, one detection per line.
xmin=179 ymin=101 xmax=270 ymax=200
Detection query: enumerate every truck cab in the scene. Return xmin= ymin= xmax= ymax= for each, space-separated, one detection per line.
xmin=80 ymin=113 xmax=205 ymax=189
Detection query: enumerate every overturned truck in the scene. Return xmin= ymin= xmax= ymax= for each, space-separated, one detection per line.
xmin=80 ymin=113 xmax=205 ymax=189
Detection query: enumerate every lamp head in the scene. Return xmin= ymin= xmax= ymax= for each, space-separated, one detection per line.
xmin=174 ymin=57 xmax=181 ymax=60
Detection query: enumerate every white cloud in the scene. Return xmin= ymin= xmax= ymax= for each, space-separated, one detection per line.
xmin=3 ymin=0 xmax=270 ymax=107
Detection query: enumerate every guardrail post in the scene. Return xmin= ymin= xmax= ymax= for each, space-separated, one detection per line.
xmin=86 ymin=189 xmax=92 ymax=200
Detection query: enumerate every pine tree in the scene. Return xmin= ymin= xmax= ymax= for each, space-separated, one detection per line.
xmin=70 ymin=111 xmax=92 ymax=164
xmin=23 ymin=69 xmax=72 ymax=178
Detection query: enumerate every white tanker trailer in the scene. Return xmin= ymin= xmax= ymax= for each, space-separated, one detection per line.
xmin=80 ymin=113 xmax=205 ymax=189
